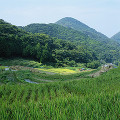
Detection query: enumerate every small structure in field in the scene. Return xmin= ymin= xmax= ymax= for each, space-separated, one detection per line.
xmin=79 ymin=68 xmax=85 ymax=71
xmin=101 ymin=63 xmax=114 ymax=73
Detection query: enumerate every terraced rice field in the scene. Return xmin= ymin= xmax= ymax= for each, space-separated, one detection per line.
xmin=0 ymin=66 xmax=120 ymax=119
xmin=0 ymin=58 xmax=120 ymax=119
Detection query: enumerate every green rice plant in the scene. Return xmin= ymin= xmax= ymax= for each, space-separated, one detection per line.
xmin=34 ymin=88 xmax=39 ymax=102
xmin=8 ymin=90 xmax=17 ymax=104
xmin=16 ymin=87 xmax=25 ymax=102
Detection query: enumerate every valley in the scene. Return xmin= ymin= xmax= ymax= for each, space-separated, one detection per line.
xmin=0 ymin=17 xmax=120 ymax=119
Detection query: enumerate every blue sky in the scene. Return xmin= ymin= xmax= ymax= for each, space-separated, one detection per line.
xmin=1 ymin=0 xmax=120 ymax=37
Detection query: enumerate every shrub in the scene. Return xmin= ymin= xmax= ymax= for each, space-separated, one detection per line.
xmin=87 ymin=60 xmax=101 ymax=69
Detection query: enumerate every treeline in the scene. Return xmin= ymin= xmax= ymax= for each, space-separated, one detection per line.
xmin=0 ymin=19 xmax=98 ymax=67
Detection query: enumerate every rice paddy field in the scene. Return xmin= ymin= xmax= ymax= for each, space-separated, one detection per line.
xmin=0 ymin=58 xmax=120 ymax=120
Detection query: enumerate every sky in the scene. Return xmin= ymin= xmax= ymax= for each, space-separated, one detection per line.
xmin=1 ymin=0 xmax=120 ymax=37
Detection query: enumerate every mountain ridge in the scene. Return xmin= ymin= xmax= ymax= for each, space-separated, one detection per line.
xmin=56 ymin=17 xmax=95 ymax=32
xmin=55 ymin=17 xmax=109 ymax=41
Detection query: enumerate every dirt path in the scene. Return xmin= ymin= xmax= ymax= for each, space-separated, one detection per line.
xmin=88 ymin=64 xmax=113 ymax=78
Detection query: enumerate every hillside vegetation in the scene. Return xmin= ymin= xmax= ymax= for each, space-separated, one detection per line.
xmin=21 ymin=18 xmax=120 ymax=63
xmin=0 ymin=19 xmax=101 ymax=67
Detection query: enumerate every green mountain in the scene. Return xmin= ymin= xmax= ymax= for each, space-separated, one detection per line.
xmin=55 ymin=17 xmax=109 ymax=41
xmin=111 ymin=32 xmax=120 ymax=43
xmin=1 ymin=19 xmax=100 ymax=67
xmin=56 ymin=17 xmax=94 ymax=32
xmin=20 ymin=20 xmax=120 ymax=63
xmin=0 ymin=19 xmax=56 ymax=62
xmin=1 ymin=18 xmax=119 ymax=65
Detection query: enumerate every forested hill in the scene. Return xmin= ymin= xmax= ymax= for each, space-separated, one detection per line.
xmin=56 ymin=17 xmax=94 ymax=32
xmin=111 ymin=32 xmax=120 ymax=43
xmin=0 ymin=19 xmax=54 ymax=62
xmin=0 ymin=19 xmax=100 ymax=67
xmin=20 ymin=21 xmax=120 ymax=63
xmin=1 ymin=18 xmax=120 ymax=67
xmin=55 ymin=17 xmax=109 ymax=41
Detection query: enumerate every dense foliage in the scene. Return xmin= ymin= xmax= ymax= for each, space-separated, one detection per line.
xmin=0 ymin=20 xmax=54 ymax=63
xmin=0 ymin=19 xmax=98 ymax=67
xmin=55 ymin=17 xmax=120 ymax=63
xmin=1 ymin=18 xmax=120 ymax=67
xmin=21 ymin=19 xmax=120 ymax=63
